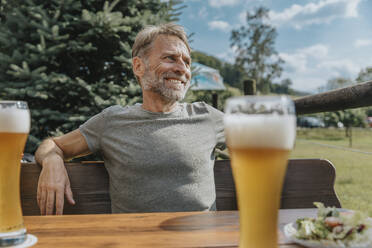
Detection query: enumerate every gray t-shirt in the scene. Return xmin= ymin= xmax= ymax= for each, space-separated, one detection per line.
xmin=79 ymin=102 xmax=225 ymax=213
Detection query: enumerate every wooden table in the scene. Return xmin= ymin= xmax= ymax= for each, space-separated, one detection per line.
xmin=24 ymin=209 xmax=317 ymax=247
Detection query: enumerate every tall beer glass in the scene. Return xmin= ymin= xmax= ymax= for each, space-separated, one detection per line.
xmin=224 ymin=96 xmax=296 ymax=248
xmin=0 ymin=101 xmax=30 ymax=246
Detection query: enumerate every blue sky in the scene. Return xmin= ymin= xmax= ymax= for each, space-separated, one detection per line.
xmin=176 ymin=0 xmax=372 ymax=93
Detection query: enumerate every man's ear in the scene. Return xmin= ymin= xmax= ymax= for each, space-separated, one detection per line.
xmin=132 ymin=56 xmax=145 ymax=78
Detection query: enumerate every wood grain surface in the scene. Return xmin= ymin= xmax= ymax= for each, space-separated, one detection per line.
xmin=294 ymin=80 xmax=372 ymax=115
xmin=23 ymin=209 xmax=317 ymax=247
xmin=21 ymin=159 xmax=340 ymax=215
xmin=214 ymin=159 xmax=341 ymax=210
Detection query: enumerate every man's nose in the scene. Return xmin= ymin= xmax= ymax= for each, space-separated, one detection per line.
xmin=173 ymin=60 xmax=190 ymax=78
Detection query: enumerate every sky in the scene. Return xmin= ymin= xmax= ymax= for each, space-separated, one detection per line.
xmin=176 ymin=0 xmax=372 ymax=93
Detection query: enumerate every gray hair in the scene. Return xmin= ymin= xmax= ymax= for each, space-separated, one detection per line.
xmin=132 ymin=23 xmax=191 ymax=58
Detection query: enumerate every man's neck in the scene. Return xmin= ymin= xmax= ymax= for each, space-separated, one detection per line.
xmin=142 ymin=91 xmax=179 ymax=113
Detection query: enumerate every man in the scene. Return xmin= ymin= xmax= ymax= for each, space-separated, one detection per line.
xmin=35 ymin=23 xmax=225 ymax=215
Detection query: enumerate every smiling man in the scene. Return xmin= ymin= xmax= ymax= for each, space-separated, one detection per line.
xmin=35 ymin=23 xmax=225 ymax=215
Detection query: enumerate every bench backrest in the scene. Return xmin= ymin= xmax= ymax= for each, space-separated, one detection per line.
xmin=214 ymin=159 xmax=341 ymax=210
xmin=21 ymin=159 xmax=341 ymax=215
xmin=21 ymin=161 xmax=110 ymax=215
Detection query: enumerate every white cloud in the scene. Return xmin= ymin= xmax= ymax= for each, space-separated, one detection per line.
xmin=277 ymin=43 xmax=367 ymax=92
xmin=208 ymin=20 xmax=231 ymax=32
xmin=279 ymin=44 xmax=329 ymax=73
xmin=198 ymin=6 xmax=208 ymax=19
xmin=216 ymin=45 xmax=238 ymax=63
xmin=280 ymin=52 xmax=308 ymax=73
xmin=300 ymin=44 xmax=329 ymax=58
xmin=354 ymin=39 xmax=372 ymax=48
xmin=208 ymin=0 xmax=240 ymax=8
xmin=280 ymin=71 xmax=327 ymax=92
xmin=345 ymin=0 xmax=360 ymax=17
xmin=268 ymin=0 xmax=362 ymax=29
xmin=317 ymin=59 xmax=361 ymax=76
xmin=239 ymin=11 xmax=246 ymax=24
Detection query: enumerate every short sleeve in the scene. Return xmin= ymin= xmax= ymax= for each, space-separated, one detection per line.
xmin=206 ymin=104 xmax=226 ymax=150
xmin=79 ymin=110 xmax=106 ymax=153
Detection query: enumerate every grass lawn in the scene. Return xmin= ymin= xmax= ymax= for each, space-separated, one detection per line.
xmin=291 ymin=128 xmax=372 ymax=215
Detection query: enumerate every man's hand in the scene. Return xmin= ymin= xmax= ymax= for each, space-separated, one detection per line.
xmin=37 ymin=155 xmax=75 ymax=215
xmin=35 ymin=130 xmax=91 ymax=215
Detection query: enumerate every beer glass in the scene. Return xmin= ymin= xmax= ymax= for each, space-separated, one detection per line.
xmin=224 ymin=96 xmax=296 ymax=248
xmin=0 ymin=101 xmax=30 ymax=246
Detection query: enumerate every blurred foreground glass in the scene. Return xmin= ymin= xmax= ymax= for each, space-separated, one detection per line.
xmin=224 ymin=96 xmax=296 ymax=248
xmin=0 ymin=101 xmax=30 ymax=246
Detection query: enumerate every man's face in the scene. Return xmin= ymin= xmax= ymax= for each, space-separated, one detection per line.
xmin=140 ymin=35 xmax=191 ymax=101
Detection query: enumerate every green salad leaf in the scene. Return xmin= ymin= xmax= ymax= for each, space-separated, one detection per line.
xmin=294 ymin=202 xmax=372 ymax=246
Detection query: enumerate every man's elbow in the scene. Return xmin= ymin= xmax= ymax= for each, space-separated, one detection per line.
xmin=35 ymin=138 xmax=64 ymax=165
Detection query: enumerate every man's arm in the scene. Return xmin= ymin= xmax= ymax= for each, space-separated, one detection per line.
xmin=35 ymin=129 xmax=91 ymax=215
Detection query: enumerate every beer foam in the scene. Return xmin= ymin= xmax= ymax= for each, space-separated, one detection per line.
xmin=0 ymin=107 xmax=30 ymax=133
xmin=224 ymin=114 xmax=296 ymax=150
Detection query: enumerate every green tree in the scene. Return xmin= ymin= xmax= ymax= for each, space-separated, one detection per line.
xmin=341 ymin=109 xmax=366 ymax=147
xmin=270 ymin=78 xmax=294 ymax=94
xmin=220 ymin=63 xmax=247 ymax=90
xmin=191 ymin=50 xmax=247 ymax=89
xmin=322 ymin=109 xmax=366 ymax=147
xmin=356 ymin=66 xmax=372 ymax=83
xmin=188 ymin=50 xmax=244 ymax=112
xmin=322 ymin=112 xmax=341 ymax=128
xmin=191 ymin=51 xmax=222 ymax=71
xmin=365 ymin=107 xmax=372 ymax=117
xmin=230 ymin=7 xmax=284 ymax=94
xmin=318 ymin=77 xmax=353 ymax=92
xmin=0 ymin=0 xmax=184 ymax=153
xmin=319 ymin=76 xmax=366 ymax=147
xmin=185 ymin=86 xmax=242 ymax=112
xmin=355 ymin=66 xmax=372 ymax=118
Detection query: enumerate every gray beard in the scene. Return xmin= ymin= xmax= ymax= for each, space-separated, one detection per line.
xmin=141 ymin=71 xmax=190 ymax=101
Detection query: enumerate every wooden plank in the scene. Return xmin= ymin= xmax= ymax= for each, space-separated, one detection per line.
xmin=23 ymin=209 xmax=315 ymax=247
xmin=243 ymin=79 xmax=256 ymax=95
xmin=294 ymin=80 xmax=372 ymax=115
xmin=21 ymin=159 xmax=340 ymax=215
xmin=282 ymin=159 xmax=341 ymax=208
xmin=21 ymin=162 xmax=111 ymax=215
xmin=214 ymin=159 xmax=341 ymax=210
xmin=21 ymin=163 xmax=43 ymax=216
xmin=213 ymin=160 xmax=237 ymax=211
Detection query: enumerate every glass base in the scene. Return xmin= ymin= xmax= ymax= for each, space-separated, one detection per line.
xmin=0 ymin=228 xmax=26 ymax=247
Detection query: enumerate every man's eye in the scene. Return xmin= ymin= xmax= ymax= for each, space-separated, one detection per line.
xmin=166 ymin=56 xmax=175 ymax=61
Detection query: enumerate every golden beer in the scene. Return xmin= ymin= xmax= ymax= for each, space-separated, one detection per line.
xmin=224 ymin=96 xmax=296 ymax=248
xmin=229 ymin=147 xmax=289 ymax=247
xmin=0 ymin=101 xmax=30 ymax=246
xmin=0 ymin=133 xmax=28 ymax=232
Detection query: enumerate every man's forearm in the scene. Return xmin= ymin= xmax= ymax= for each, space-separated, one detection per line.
xmin=35 ymin=137 xmax=76 ymax=215
xmin=35 ymin=138 xmax=64 ymax=166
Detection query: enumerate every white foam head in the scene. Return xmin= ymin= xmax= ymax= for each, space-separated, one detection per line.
xmin=224 ymin=114 xmax=296 ymax=150
xmin=0 ymin=101 xmax=30 ymax=133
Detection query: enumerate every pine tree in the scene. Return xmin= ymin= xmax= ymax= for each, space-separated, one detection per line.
xmin=0 ymin=0 xmax=185 ymax=152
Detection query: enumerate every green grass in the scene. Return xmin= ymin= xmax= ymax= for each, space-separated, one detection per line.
xmin=291 ymin=128 xmax=372 ymax=216
xmin=296 ymin=128 xmax=372 ymax=151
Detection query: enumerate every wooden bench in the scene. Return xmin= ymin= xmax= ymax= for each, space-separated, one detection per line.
xmin=21 ymin=159 xmax=341 ymax=215
xmin=214 ymin=159 xmax=341 ymax=210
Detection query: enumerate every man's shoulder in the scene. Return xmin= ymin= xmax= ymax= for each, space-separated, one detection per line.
xmin=184 ymin=101 xmax=210 ymax=112
xmin=184 ymin=102 xmax=224 ymax=117
xmin=101 ymin=104 xmax=138 ymax=116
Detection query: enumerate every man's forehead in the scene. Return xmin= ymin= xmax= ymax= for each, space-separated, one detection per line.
xmin=152 ymin=35 xmax=190 ymax=55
